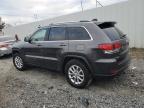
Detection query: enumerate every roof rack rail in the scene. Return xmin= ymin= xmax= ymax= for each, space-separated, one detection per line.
xmin=49 ymin=22 xmax=77 ymax=26
xmin=79 ymin=20 xmax=90 ymax=22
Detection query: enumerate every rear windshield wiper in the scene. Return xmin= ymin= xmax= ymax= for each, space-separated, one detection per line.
xmin=121 ymin=34 xmax=126 ymax=38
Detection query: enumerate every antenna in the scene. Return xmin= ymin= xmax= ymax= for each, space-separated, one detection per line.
xmin=97 ymin=1 xmax=103 ymax=7
xmin=81 ymin=0 xmax=84 ymax=12
xmin=96 ymin=0 xmax=97 ymax=8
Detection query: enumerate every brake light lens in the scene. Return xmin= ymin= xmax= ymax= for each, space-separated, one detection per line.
xmin=114 ymin=41 xmax=121 ymax=49
xmin=0 ymin=44 xmax=9 ymax=48
xmin=98 ymin=43 xmax=113 ymax=51
xmin=98 ymin=41 xmax=121 ymax=51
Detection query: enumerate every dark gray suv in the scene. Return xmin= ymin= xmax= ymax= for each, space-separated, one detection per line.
xmin=12 ymin=21 xmax=130 ymax=88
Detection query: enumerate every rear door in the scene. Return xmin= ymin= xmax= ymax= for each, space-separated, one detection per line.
xmin=67 ymin=26 xmax=92 ymax=53
xmin=42 ymin=26 xmax=68 ymax=71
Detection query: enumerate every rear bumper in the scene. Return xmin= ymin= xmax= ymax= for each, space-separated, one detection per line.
xmin=91 ymin=56 xmax=130 ymax=76
xmin=0 ymin=47 xmax=12 ymax=57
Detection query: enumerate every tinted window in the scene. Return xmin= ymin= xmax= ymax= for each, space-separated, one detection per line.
xmin=103 ymin=27 xmax=124 ymax=41
xmin=67 ymin=27 xmax=91 ymax=40
xmin=31 ymin=29 xmax=47 ymax=41
xmin=49 ymin=27 xmax=66 ymax=41
xmin=96 ymin=22 xmax=125 ymax=41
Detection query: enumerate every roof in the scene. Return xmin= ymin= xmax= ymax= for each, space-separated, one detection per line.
xmin=41 ymin=20 xmax=117 ymax=28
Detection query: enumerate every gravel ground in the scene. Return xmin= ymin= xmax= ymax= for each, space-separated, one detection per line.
xmin=0 ymin=49 xmax=144 ymax=108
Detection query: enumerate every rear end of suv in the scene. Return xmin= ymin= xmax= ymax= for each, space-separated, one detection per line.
xmin=91 ymin=21 xmax=130 ymax=76
xmin=12 ymin=20 xmax=130 ymax=88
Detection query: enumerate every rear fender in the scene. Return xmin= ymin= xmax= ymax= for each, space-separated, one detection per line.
xmin=61 ymin=55 xmax=94 ymax=75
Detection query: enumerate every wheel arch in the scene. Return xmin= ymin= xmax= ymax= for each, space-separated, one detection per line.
xmin=12 ymin=49 xmax=20 ymax=55
xmin=62 ymin=55 xmax=94 ymax=75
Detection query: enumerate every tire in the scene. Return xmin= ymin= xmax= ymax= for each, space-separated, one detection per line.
xmin=13 ymin=53 xmax=26 ymax=71
xmin=65 ymin=59 xmax=92 ymax=89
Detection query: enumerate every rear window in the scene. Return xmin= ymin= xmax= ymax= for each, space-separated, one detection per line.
xmin=96 ymin=22 xmax=125 ymax=41
xmin=0 ymin=37 xmax=15 ymax=42
xmin=103 ymin=27 xmax=123 ymax=41
xmin=49 ymin=27 xmax=66 ymax=41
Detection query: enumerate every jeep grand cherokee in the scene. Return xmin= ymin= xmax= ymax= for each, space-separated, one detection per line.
xmin=12 ymin=21 xmax=130 ymax=88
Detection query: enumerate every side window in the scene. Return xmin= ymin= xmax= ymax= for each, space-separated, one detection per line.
xmin=67 ymin=27 xmax=91 ymax=40
xmin=49 ymin=27 xmax=66 ymax=41
xmin=31 ymin=29 xmax=47 ymax=42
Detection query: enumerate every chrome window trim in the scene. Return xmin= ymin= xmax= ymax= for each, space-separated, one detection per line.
xmin=81 ymin=26 xmax=93 ymax=41
xmin=36 ymin=40 xmax=92 ymax=43
xmin=25 ymin=55 xmax=58 ymax=61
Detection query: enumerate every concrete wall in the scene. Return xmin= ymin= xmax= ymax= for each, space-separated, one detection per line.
xmin=4 ymin=0 xmax=144 ymax=48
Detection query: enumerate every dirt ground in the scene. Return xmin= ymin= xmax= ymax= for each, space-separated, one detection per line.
xmin=0 ymin=49 xmax=144 ymax=108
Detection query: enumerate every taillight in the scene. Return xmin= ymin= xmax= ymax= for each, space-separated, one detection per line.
xmin=98 ymin=43 xmax=113 ymax=51
xmin=113 ymin=41 xmax=121 ymax=49
xmin=98 ymin=41 xmax=121 ymax=53
xmin=0 ymin=44 xmax=9 ymax=48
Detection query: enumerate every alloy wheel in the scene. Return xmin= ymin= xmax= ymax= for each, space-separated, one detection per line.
xmin=14 ymin=56 xmax=23 ymax=69
xmin=68 ymin=65 xmax=85 ymax=85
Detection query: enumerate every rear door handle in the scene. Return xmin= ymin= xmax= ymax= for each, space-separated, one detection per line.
xmin=59 ymin=43 xmax=67 ymax=46
xmin=37 ymin=44 xmax=42 ymax=46
xmin=59 ymin=44 xmax=67 ymax=46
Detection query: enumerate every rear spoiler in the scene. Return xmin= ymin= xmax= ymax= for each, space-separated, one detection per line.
xmin=95 ymin=22 xmax=117 ymax=29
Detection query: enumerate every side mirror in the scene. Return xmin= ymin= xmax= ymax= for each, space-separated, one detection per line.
xmin=24 ymin=36 xmax=30 ymax=42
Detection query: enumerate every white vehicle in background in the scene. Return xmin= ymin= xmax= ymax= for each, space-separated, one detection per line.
xmin=0 ymin=36 xmax=18 ymax=57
